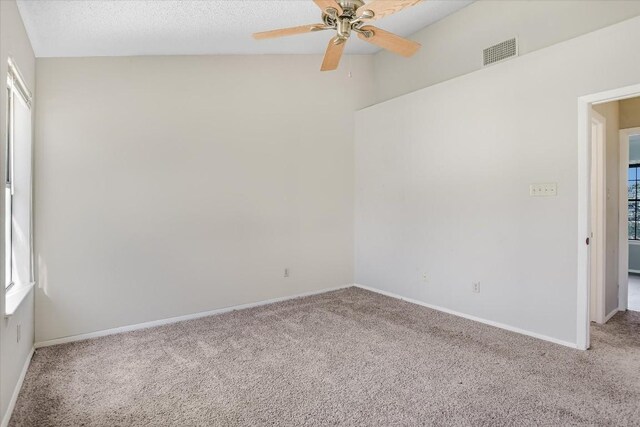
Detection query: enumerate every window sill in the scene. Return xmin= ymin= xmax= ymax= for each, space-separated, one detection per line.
xmin=5 ymin=282 xmax=34 ymax=317
xmin=629 ymin=240 xmax=640 ymax=246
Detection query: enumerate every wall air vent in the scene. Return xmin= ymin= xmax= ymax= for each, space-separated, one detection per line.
xmin=483 ymin=38 xmax=518 ymax=67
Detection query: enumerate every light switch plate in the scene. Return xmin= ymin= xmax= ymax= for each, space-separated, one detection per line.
xmin=530 ymin=183 xmax=557 ymax=197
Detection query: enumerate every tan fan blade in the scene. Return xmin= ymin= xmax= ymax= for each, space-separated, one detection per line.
xmin=357 ymin=26 xmax=420 ymax=57
xmin=253 ymin=24 xmax=328 ymax=40
xmin=321 ymin=37 xmax=347 ymax=71
xmin=313 ymin=0 xmax=343 ymax=15
xmin=356 ymin=0 xmax=422 ymax=21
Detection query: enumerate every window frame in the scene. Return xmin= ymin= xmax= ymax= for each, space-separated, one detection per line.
xmin=5 ymin=80 xmax=14 ymax=290
xmin=5 ymin=58 xmax=32 ymax=292
xmin=628 ymin=163 xmax=640 ymax=241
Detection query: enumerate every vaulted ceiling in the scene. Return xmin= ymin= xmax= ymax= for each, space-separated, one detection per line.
xmin=17 ymin=0 xmax=473 ymax=57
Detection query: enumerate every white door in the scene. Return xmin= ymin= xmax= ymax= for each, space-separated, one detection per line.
xmin=589 ymin=109 xmax=606 ymax=324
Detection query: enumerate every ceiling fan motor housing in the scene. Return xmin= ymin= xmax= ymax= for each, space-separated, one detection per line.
xmin=337 ymin=18 xmax=351 ymax=39
xmin=325 ymin=0 xmax=373 ymax=40
xmin=339 ymin=0 xmax=365 ymax=11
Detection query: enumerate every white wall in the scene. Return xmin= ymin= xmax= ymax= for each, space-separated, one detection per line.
xmin=592 ymin=101 xmax=620 ymax=315
xmin=355 ymin=16 xmax=640 ymax=345
xmin=34 ymin=55 xmax=374 ymax=343
xmin=0 ymin=0 xmax=35 ymax=423
xmin=373 ymin=0 xmax=640 ymax=102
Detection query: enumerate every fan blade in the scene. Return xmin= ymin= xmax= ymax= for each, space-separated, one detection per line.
xmin=356 ymin=0 xmax=422 ymax=21
xmin=321 ymin=37 xmax=347 ymax=71
xmin=313 ymin=0 xmax=343 ymax=15
xmin=357 ymin=26 xmax=420 ymax=57
xmin=253 ymin=24 xmax=328 ymax=40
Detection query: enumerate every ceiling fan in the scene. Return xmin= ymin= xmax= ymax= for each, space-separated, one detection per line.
xmin=253 ymin=0 xmax=423 ymax=71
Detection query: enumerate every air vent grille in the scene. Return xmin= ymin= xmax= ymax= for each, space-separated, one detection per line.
xmin=483 ymin=38 xmax=518 ymax=66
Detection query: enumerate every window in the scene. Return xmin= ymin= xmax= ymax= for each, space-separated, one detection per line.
xmin=5 ymin=58 xmax=33 ymax=292
xmin=629 ymin=164 xmax=640 ymax=240
xmin=4 ymin=81 xmax=12 ymax=289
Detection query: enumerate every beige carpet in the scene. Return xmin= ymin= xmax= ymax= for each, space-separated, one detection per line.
xmin=10 ymin=287 xmax=640 ymax=426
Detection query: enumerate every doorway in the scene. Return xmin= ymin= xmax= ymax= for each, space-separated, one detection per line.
xmin=578 ymin=84 xmax=640 ymax=350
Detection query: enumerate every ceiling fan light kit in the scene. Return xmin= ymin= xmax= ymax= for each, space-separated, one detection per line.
xmin=253 ymin=0 xmax=422 ymax=71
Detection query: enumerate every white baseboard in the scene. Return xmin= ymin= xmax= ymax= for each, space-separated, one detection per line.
xmin=1 ymin=347 xmax=34 ymax=427
xmin=35 ymin=285 xmax=352 ymax=348
xmin=353 ymin=284 xmax=579 ymax=350
xmin=604 ymin=307 xmax=621 ymax=323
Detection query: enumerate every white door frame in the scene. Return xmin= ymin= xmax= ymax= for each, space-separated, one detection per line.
xmin=577 ymin=83 xmax=640 ymax=351
xmin=589 ymin=109 xmax=606 ymax=325
xmin=619 ymin=127 xmax=640 ymax=311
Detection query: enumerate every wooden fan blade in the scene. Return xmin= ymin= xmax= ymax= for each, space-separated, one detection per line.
xmin=321 ymin=37 xmax=346 ymax=71
xmin=313 ymin=0 xmax=343 ymax=15
xmin=253 ymin=24 xmax=327 ymax=40
xmin=356 ymin=0 xmax=422 ymax=21
xmin=357 ymin=26 xmax=420 ymax=57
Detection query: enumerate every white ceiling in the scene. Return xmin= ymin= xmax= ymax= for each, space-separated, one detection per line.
xmin=16 ymin=0 xmax=473 ymax=57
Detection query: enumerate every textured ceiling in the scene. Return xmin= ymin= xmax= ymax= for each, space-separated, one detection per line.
xmin=16 ymin=0 xmax=473 ymax=57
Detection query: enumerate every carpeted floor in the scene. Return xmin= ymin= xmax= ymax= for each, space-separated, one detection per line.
xmin=10 ymin=287 xmax=640 ymax=426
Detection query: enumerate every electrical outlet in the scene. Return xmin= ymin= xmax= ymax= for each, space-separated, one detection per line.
xmin=472 ymin=282 xmax=481 ymax=293
xmin=16 ymin=324 xmax=21 ymax=343
xmin=284 ymin=268 xmax=289 ymax=278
